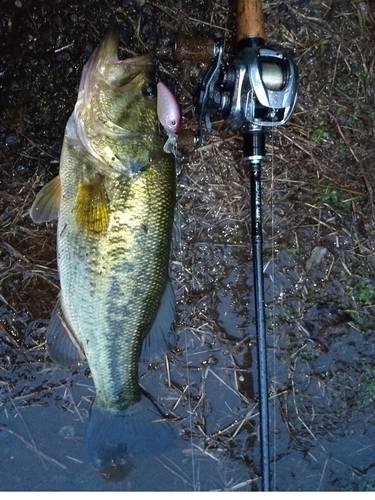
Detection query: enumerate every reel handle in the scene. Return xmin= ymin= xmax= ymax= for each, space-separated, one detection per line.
xmin=237 ymin=0 xmax=265 ymax=43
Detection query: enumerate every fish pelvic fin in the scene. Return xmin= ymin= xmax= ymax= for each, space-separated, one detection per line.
xmin=30 ymin=175 xmax=61 ymax=223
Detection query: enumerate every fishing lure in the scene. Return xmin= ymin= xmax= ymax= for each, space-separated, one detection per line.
xmin=157 ymin=81 xmax=181 ymax=154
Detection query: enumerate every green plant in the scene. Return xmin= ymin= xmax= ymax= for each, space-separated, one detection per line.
xmin=317 ymin=186 xmax=338 ymax=204
xmin=317 ymin=38 xmax=331 ymax=53
xmin=311 ymin=127 xmax=329 ymax=141
xmin=356 ymin=276 xmax=375 ymax=306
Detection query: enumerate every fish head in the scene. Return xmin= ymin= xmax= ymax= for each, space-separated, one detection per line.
xmin=73 ymin=30 xmax=161 ymax=173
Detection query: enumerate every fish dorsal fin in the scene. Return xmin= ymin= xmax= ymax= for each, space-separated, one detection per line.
xmin=74 ymin=174 xmax=109 ymax=235
xmin=46 ymin=298 xmax=86 ymax=370
xmin=140 ymin=280 xmax=176 ymax=362
xmin=30 ymin=175 xmax=61 ymax=223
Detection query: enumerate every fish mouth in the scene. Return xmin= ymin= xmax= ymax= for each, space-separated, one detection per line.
xmin=79 ymin=30 xmax=154 ymax=93
xmin=67 ymin=30 xmax=156 ymax=173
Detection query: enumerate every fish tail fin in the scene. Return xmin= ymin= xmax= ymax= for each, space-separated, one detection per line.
xmin=85 ymin=396 xmax=175 ymax=482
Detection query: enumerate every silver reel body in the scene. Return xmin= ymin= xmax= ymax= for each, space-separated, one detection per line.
xmin=195 ymin=41 xmax=298 ymax=144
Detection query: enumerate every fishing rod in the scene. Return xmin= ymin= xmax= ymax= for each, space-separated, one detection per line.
xmin=191 ymin=0 xmax=299 ymax=491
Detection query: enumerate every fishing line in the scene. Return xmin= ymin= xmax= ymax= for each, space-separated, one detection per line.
xmin=178 ymin=213 xmax=197 ymax=490
xmin=184 ymin=310 xmax=197 ymax=491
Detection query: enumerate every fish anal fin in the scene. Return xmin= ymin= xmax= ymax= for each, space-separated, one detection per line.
xmin=74 ymin=174 xmax=109 ymax=235
xmin=47 ymin=298 xmax=86 ymax=369
xmin=30 ymin=175 xmax=61 ymax=223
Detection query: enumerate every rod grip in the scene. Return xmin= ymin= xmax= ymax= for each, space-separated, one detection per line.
xmin=237 ymin=0 xmax=265 ymax=42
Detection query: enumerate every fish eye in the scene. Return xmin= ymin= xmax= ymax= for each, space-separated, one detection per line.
xmin=143 ymin=83 xmax=157 ymax=100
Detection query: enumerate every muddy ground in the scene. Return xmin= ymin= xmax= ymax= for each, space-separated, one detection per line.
xmin=0 ymin=0 xmax=374 ymax=492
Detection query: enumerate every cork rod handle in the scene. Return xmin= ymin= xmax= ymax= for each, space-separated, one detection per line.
xmin=237 ymin=0 xmax=265 ymax=42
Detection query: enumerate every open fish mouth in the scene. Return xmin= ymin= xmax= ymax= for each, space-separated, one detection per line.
xmin=78 ymin=30 xmax=154 ymax=92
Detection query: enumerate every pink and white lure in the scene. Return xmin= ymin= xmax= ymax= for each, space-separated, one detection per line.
xmin=157 ymin=81 xmax=181 ymax=154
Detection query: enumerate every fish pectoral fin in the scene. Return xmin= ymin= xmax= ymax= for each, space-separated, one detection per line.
xmin=46 ymin=298 xmax=86 ymax=369
xmin=140 ymin=280 xmax=176 ymax=362
xmin=74 ymin=174 xmax=109 ymax=235
xmin=30 ymin=175 xmax=61 ymax=223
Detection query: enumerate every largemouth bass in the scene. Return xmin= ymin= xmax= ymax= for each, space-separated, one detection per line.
xmin=30 ymin=31 xmax=177 ymax=479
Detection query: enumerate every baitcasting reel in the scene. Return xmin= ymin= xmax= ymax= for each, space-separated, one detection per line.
xmin=194 ymin=39 xmax=298 ymax=145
